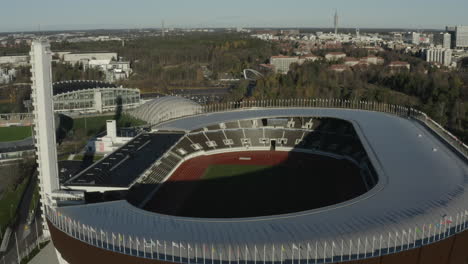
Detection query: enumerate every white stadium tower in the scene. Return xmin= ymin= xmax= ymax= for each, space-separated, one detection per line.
xmin=30 ymin=39 xmax=60 ymax=234
xmin=30 ymin=39 xmax=84 ymax=264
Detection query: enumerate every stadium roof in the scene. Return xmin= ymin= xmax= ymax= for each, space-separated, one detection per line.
xmin=64 ymin=132 xmax=184 ymax=188
xmin=130 ymin=96 xmax=202 ymax=126
xmin=52 ymin=80 xmax=117 ymax=96
xmin=57 ymin=108 xmax=468 ymax=250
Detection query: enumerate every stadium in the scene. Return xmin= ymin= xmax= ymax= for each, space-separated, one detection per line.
xmin=52 ymin=80 xmax=141 ymax=114
xmin=47 ymin=97 xmax=468 ymax=264
xmin=29 ymin=40 xmax=468 ymax=264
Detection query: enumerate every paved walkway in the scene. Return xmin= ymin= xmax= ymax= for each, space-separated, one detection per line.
xmin=29 ymin=243 xmax=58 ymax=264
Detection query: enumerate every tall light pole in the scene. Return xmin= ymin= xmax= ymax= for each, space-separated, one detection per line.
xmin=15 ymin=232 xmax=20 ymax=264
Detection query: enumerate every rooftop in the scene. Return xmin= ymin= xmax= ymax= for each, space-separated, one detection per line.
xmin=64 ymin=132 xmax=184 ymax=187
xmin=58 ymin=108 xmax=468 ymax=248
xmin=53 ymin=80 xmax=117 ymax=96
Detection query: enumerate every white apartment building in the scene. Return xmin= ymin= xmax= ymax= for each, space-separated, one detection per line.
xmin=325 ymin=52 xmax=347 ymax=61
xmin=0 ymin=55 xmax=29 ymax=66
xmin=270 ymin=56 xmax=300 ymax=74
xmin=425 ymin=48 xmax=452 ymax=67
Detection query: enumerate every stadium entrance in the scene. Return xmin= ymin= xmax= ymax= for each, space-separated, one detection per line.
xmin=270 ymin=139 xmax=276 ymax=151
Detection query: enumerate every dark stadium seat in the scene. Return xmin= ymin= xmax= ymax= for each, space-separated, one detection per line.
xmin=223 ymin=130 xmax=244 ymax=148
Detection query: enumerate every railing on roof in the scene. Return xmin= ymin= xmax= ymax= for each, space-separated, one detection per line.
xmin=150 ymin=98 xmax=467 ymax=159
xmin=45 ymin=98 xmax=468 ymax=263
xmin=46 ymin=205 xmax=468 ymax=264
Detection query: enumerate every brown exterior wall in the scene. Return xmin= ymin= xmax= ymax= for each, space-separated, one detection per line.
xmin=49 ymin=221 xmax=468 ymax=264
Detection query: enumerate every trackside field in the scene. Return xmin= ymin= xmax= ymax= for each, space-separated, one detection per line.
xmin=144 ymin=151 xmax=366 ymax=218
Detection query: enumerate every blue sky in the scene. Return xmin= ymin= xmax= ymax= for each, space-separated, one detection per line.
xmin=1 ymin=0 xmax=467 ymax=32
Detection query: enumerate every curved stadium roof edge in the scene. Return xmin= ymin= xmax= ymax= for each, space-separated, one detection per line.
xmin=53 ymin=107 xmax=468 ymax=251
xmin=52 ymin=80 xmax=123 ymax=96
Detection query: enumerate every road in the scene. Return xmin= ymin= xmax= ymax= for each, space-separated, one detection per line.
xmin=0 ymin=175 xmax=44 ymax=264
xmin=0 ymin=83 xmax=31 ymax=89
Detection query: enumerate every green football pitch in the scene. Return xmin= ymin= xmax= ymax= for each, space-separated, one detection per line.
xmin=0 ymin=126 xmax=32 ymax=142
xmin=147 ymin=153 xmax=367 ymax=218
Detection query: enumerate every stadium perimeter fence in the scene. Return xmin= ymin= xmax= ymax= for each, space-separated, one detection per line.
xmin=46 ymin=99 xmax=468 ymax=263
xmin=46 ymin=205 xmax=468 ymax=264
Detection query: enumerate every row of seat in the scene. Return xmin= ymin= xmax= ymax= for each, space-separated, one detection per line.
xmin=139 ymin=124 xmax=371 ymax=186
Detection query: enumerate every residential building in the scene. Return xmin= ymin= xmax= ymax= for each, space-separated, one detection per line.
xmin=360 ymin=56 xmax=385 ymax=65
xmin=270 ymin=56 xmax=300 ymax=74
xmin=329 ymin=64 xmax=348 ymax=72
xmin=424 ymin=48 xmax=452 ymax=67
xmin=0 ymin=55 xmax=29 ymax=66
xmin=0 ymin=67 xmax=16 ymax=84
xmin=299 ymin=54 xmax=319 ymax=63
xmin=325 ymin=52 xmax=346 ymax=61
xmin=344 ymin=57 xmax=360 ymax=66
xmin=389 ymin=61 xmax=411 ymax=70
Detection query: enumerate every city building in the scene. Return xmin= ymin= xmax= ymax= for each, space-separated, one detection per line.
xmin=63 ymin=52 xmax=118 ymax=65
xmin=433 ymin=32 xmax=452 ymax=49
xmin=270 ymin=55 xmax=300 ymax=74
xmin=334 ymin=10 xmax=339 ymax=35
xmin=0 ymin=67 xmax=16 ymax=84
xmin=411 ymin=32 xmax=420 ymax=45
xmin=447 ymin=26 xmax=468 ymax=49
xmin=299 ymin=54 xmax=320 ymax=62
xmin=329 ymin=64 xmax=348 ymax=72
xmin=0 ymin=55 xmax=29 ymax=66
xmin=87 ymin=60 xmax=132 ymax=82
xmin=52 ymin=80 xmax=141 ymax=114
xmin=424 ymin=48 xmax=452 ymax=67
xmin=360 ymin=56 xmax=385 ymax=65
xmin=389 ymin=61 xmax=411 ymax=70
xmin=87 ymin=120 xmax=133 ymax=154
xmin=325 ymin=52 xmax=347 ymax=61
xmin=344 ymin=57 xmax=360 ymax=66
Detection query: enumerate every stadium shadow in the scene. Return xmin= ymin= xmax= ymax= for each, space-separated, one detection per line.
xmin=123 ymin=118 xmax=379 ymax=218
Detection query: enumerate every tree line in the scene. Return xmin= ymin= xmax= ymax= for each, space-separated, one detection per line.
xmin=229 ymin=49 xmax=468 ymax=142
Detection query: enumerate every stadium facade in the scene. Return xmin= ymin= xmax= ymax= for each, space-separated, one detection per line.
xmin=30 ymin=40 xmax=468 ymax=264
xmin=52 ymin=80 xmax=141 ymax=114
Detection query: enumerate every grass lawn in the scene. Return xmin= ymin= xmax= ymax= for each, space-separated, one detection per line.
xmin=27 ymin=182 xmax=40 ymax=219
xmin=202 ymin=164 xmax=271 ymax=180
xmin=72 ymin=114 xmax=146 ymax=137
xmin=0 ymin=176 xmax=30 ymax=234
xmin=73 ymin=154 xmax=104 ymax=162
xmin=0 ymin=126 xmax=32 ymax=142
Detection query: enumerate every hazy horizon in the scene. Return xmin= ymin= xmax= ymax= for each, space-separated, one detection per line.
xmin=1 ymin=0 xmax=467 ymax=33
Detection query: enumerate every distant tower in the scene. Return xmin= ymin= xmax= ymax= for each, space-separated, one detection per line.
xmin=334 ymin=9 xmax=339 ymax=35
xmin=30 ymin=39 xmax=60 ymax=237
xmin=356 ymin=28 xmax=360 ymax=38
xmin=162 ymin=20 xmax=165 ymax=37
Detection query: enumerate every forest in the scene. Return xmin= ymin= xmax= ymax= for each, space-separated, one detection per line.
xmin=1 ymin=34 xmax=468 ymax=141
xmin=50 ymin=33 xmax=278 ymax=91
xmin=229 ymin=49 xmax=468 ymax=142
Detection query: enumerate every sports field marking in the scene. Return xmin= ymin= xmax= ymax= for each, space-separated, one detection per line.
xmin=202 ymin=164 xmax=271 ymax=180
